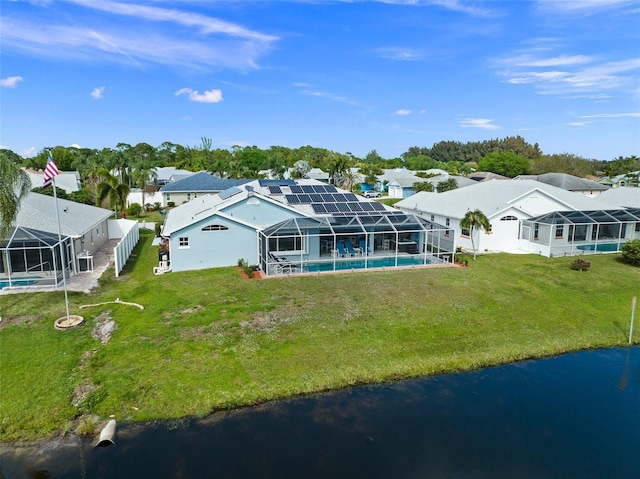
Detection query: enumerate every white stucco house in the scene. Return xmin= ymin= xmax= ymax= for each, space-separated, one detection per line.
xmin=395 ymin=179 xmax=639 ymax=257
xmin=160 ymin=179 xmax=454 ymax=276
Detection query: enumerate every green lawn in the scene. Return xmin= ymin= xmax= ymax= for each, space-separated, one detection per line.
xmin=1 ymin=229 xmax=638 ymax=442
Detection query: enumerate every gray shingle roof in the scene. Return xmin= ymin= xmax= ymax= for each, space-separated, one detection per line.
xmin=159 ymin=172 xmax=252 ymax=193
xmin=14 ymin=193 xmax=113 ymax=237
xmin=516 ymin=173 xmax=609 ymax=191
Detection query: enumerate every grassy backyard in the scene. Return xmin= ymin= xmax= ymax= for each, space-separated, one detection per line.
xmin=1 ymin=229 xmax=638 ymax=442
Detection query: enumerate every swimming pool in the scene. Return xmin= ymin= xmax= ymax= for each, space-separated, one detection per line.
xmin=0 ymin=279 xmax=36 ymax=290
xmin=301 ymin=255 xmax=432 ymax=273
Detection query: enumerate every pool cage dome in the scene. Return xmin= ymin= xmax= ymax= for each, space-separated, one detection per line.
xmin=0 ymin=226 xmax=73 ymax=289
xmin=258 ymin=212 xmax=454 ymax=276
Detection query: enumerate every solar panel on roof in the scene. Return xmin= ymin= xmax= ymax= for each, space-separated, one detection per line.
xmin=337 ymin=203 xmax=350 ymax=212
xmin=344 ymin=193 xmax=358 ymax=201
xmin=219 ymin=186 xmax=241 ymax=200
xmin=325 ymin=203 xmax=339 ymax=213
xmin=360 ymin=202 xmax=374 ymax=211
xmin=324 ymin=185 xmax=337 ymax=192
xmin=310 ymin=194 xmax=323 ymax=202
xmin=301 ymin=185 xmax=314 ymax=194
xmin=290 ymin=185 xmax=303 ymax=194
xmin=312 ymin=185 xmax=326 ymax=193
xmin=268 ymin=185 xmax=282 ymax=195
xmin=349 ymin=203 xmax=364 ymax=212
xmin=371 ymin=202 xmax=386 ymax=211
xmin=285 ymin=194 xmax=300 ymax=204
xmin=298 ymin=194 xmax=312 ymax=203
xmin=321 ymin=194 xmax=334 ymax=202
xmin=311 ymin=203 xmax=328 ymax=214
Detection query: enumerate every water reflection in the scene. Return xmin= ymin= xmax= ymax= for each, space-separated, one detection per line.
xmin=2 ymin=347 xmax=639 ymax=478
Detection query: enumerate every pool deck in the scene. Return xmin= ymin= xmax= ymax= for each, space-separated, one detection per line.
xmin=0 ymin=239 xmax=119 ymax=295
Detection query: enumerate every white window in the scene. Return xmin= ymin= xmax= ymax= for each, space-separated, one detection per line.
xmin=202 ymin=224 xmax=229 ymax=232
xmin=179 ymin=237 xmax=189 ymax=248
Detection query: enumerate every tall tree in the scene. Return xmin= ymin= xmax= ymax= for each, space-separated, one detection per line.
xmin=460 ymin=209 xmax=491 ymax=260
xmin=96 ymin=168 xmax=130 ymax=218
xmin=413 ymin=181 xmax=434 ymax=192
xmin=0 ymin=151 xmax=32 ymax=238
xmin=478 ymin=152 xmax=530 ymax=178
xmin=437 ymin=178 xmax=458 ymax=192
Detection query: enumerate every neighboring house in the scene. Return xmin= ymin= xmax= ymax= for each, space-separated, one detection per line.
xmin=126 ymin=185 xmax=163 ymax=209
xmin=305 ymin=168 xmax=330 ymax=183
xmin=23 ymin=168 xmax=81 ymax=194
xmin=154 ymin=167 xmax=195 ymax=186
xmin=599 ymin=171 xmax=640 ymax=188
xmin=395 ymin=179 xmax=636 ymax=257
xmin=159 ymin=171 xmax=252 ymax=206
xmin=387 ymin=174 xmax=424 ymax=198
xmin=516 ymin=172 xmax=609 ymax=197
xmin=161 ymin=179 xmax=454 ymax=276
xmin=0 ymin=192 xmax=136 ymax=289
xmin=468 ymin=171 xmax=509 ymax=182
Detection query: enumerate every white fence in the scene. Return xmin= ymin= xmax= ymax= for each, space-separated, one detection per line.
xmin=108 ymin=219 xmax=140 ymax=277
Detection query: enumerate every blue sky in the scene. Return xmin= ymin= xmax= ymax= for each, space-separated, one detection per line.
xmin=1 ymin=0 xmax=639 ymax=161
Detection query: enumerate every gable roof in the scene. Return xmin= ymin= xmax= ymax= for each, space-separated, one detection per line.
xmin=516 ymin=172 xmax=609 ymax=191
xmin=596 ymin=187 xmax=640 ymax=208
xmin=395 ymin=179 xmax=619 ymax=219
xmin=13 ymin=192 xmax=113 ymax=237
xmin=159 ymin=172 xmax=251 ymax=193
xmin=23 ymin=169 xmax=81 ymax=193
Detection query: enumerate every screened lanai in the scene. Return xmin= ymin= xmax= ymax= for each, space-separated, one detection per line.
xmin=0 ymin=227 xmax=72 ymax=289
xmin=258 ymin=212 xmax=454 ymax=276
xmin=520 ymin=208 xmax=640 ymax=257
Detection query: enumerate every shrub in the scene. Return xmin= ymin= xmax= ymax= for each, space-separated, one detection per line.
xmin=621 ymin=239 xmax=640 ymax=266
xmin=243 ymin=264 xmax=254 ymax=278
xmin=167 ymin=201 xmax=175 ymax=207
xmin=570 ymin=258 xmax=591 ymax=271
xmin=128 ymin=202 xmax=143 ymax=218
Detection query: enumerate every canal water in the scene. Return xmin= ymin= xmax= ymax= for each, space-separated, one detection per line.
xmin=2 ymin=346 xmax=639 ymax=478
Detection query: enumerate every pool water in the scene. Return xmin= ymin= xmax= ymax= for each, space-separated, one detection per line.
xmin=0 ymin=279 xmax=36 ymax=290
xmin=303 ymin=256 xmax=431 ymax=272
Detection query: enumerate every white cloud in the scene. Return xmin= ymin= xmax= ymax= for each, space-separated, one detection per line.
xmin=91 ymin=86 xmax=105 ymax=99
xmin=536 ymin=0 xmax=634 ymax=13
xmin=580 ymin=112 xmax=640 ymax=118
xmin=376 ymin=47 xmax=423 ymax=61
xmin=459 ymin=118 xmax=500 ymax=130
xmin=176 ymin=88 xmax=223 ymax=103
xmin=70 ymin=143 xmax=81 ymax=148
xmin=0 ymin=75 xmax=23 ymax=87
xmin=20 ymin=147 xmax=37 ymax=158
xmin=1 ymin=2 xmax=278 ymax=71
xmin=293 ymin=83 xmax=360 ymax=107
xmin=395 ymin=109 xmax=412 ymax=115
xmin=569 ymin=121 xmax=590 ymax=126
xmin=496 ymin=48 xmax=640 ymax=96
xmin=374 ymin=0 xmax=499 ymax=17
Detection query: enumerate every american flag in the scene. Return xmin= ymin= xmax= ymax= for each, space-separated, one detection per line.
xmin=43 ymin=153 xmax=60 ymax=188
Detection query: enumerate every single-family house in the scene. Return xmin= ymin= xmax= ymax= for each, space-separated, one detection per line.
xmin=1 ymin=193 xmax=138 ymax=289
xmin=395 ymin=179 xmax=638 ymax=257
xmin=305 ymin=168 xmax=330 ymax=183
xmin=516 ymin=172 xmax=609 ymax=197
xmin=160 ymin=179 xmax=454 ymax=276
xmin=159 ymin=172 xmax=252 ymax=206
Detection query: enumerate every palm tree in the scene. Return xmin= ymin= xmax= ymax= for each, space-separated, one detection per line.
xmin=97 ymin=168 xmax=130 ymax=218
xmin=460 ymin=209 xmax=491 ymax=260
xmin=0 ymin=152 xmax=32 ymax=238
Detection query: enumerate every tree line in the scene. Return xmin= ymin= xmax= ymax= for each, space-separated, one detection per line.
xmin=1 ymin=136 xmax=638 ymax=209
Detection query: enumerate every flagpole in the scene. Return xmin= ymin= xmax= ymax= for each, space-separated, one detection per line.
xmin=48 ymin=152 xmax=71 ymax=324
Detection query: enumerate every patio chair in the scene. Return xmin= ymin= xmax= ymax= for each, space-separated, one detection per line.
xmin=270 ymin=252 xmax=296 ymax=274
xmin=344 ymin=240 xmax=360 ymax=256
xmin=359 ymin=239 xmax=372 ymax=255
xmin=336 ymin=241 xmax=350 ymax=257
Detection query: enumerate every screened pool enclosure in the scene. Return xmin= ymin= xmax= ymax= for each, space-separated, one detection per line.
xmin=520 ymin=208 xmax=640 ymax=257
xmin=258 ymin=212 xmax=454 ymax=276
xmin=0 ymin=227 xmax=73 ymax=289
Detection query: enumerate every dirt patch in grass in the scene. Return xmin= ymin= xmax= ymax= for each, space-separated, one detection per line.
xmin=0 ymin=314 xmax=39 ymax=330
xmin=92 ymin=311 xmax=116 ymax=344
